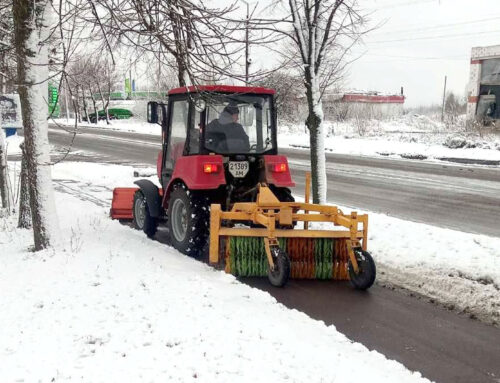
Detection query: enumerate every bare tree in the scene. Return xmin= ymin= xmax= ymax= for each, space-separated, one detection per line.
xmin=252 ymin=0 xmax=366 ymax=203
xmin=85 ymin=0 xmax=245 ymax=87
xmin=18 ymin=142 xmax=31 ymax=228
xmin=95 ymin=58 xmax=119 ymax=124
xmin=0 ymin=0 xmax=16 ymax=94
xmin=13 ymin=0 xmax=59 ymax=249
xmin=0 ymin=127 xmax=8 ymax=211
xmin=444 ymin=91 xmax=466 ymax=128
xmin=257 ymin=71 xmax=303 ymax=123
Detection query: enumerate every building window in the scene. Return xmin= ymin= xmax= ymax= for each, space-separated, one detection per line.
xmin=481 ymin=58 xmax=500 ymax=85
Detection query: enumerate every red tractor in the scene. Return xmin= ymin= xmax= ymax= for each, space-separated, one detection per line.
xmin=111 ymin=85 xmax=375 ymax=289
xmin=112 ymin=85 xmax=295 ymax=257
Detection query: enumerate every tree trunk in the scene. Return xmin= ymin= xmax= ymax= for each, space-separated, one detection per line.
xmin=0 ymin=128 xmax=9 ymax=211
xmin=87 ymin=86 xmax=98 ymax=124
xmin=81 ymin=86 xmax=89 ymax=122
xmin=18 ymin=143 xmax=31 ymax=228
xmin=13 ymin=0 xmax=58 ymax=249
xmin=304 ymin=73 xmax=327 ymax=204
xmin=104 ymin=97 xmax=110 ymax=125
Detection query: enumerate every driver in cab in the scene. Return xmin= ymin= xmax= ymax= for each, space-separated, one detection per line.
xmin=205 ymin=104 xmax=250 ymax=152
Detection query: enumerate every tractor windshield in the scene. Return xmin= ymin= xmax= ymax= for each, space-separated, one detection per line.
xmin=203 ymin=94 xmax=275 ymax=154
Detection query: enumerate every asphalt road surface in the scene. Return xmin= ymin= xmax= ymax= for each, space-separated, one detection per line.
xmin=41 ymin=124 xmax=500 ymax=383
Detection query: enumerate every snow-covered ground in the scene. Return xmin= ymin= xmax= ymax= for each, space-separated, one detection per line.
xmin=280 ymin=115 xmax=500 ymax=164
xmin=4 ymin=134 xmax=24 ymax=155
xmin=52 ymin=118 xmax=160 ymax=135
xmin=1 ymin=162 xmax=433 ymax=383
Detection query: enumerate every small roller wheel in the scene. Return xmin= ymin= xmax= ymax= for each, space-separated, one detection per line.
xmin=133 ymin=190 xmax=158 ymax=238
xmin=267 ymin=248 xmax=291 ymax=287
xmin=348 ymin=249 xmax=376 ymax=290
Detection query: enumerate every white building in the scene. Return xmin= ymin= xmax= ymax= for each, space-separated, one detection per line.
xmin=467 ymin=44 xmax=500 ymax=123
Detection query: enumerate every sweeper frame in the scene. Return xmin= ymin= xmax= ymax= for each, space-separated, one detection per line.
xmin=208 ymin=173 xmax=374 ymax=288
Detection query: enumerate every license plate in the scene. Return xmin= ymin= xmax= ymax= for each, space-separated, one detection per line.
xmin=228 ymin=161 xmax=249 ymax=178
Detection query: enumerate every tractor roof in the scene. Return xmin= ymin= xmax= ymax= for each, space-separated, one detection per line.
xmin=168 ymin=85 xmax=276 ymax=96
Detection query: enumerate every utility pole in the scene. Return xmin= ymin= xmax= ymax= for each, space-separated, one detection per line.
xmin=241 ymin=0 xmax=250 ymax=84
xmin=441 ymin=75 xmax=447 ymax=122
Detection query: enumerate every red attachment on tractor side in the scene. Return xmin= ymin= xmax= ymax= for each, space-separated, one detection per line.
xmin=168 ymin=85 xmax=276 ymax=96
xmin=264 ymin=155 xmax=295 ymax=187
xmin=110 ymin=187 xmax=139 ymax=220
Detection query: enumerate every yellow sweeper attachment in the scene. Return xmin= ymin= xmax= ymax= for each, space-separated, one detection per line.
xmin=209 ymin=173 xmax=376 ymax=288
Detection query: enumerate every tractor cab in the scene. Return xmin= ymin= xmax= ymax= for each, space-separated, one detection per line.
xmin=147 ymin=85 xmax=293 ymax=207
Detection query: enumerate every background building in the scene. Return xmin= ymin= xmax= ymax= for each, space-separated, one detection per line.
xmin=467 ymin=44 xmax=500 ymax=123
xmin=323 ymin=91 xmax=405 ymax=120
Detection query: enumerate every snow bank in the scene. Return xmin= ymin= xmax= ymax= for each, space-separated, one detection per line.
xmin=0 ymin=162 xmax=431 ymax=382
xmin=5 ymin=134 xmax=24 ymax=155
xmin=280 ymin=116 xmax=500 ymax=164
xmin=52 ymin=118 xmax=161 ymax=136
xmin=368 ymin=213 xmax=500 ymax=325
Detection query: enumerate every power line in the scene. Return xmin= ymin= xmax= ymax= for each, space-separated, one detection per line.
xmin=364 ymin=53 xmax=468 ymax=61
xmin=371 ymin=15 xmax=500 ymax=36
xmin=366 ymin=0 xmax=437 ymax=10
xmin=366 ymin=28 xmax=500 ymax=44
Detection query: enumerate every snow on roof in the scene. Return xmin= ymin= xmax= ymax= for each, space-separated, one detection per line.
xmin=342 ymin=93 xmax=405 ymax=104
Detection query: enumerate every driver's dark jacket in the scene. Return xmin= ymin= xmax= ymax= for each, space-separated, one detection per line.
xmin=205 ymin=112 xmax=250 ymax=152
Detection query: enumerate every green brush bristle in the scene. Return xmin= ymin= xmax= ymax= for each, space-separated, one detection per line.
xmin=227 ymin=237 xmax=339 ymax=279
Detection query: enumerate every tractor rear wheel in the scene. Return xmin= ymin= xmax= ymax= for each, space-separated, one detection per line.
xmin=167 ymin=184 xmax=210 ymax=258
xmin=267 ymin=248 xmax=291 ymax=287
xmin=348 ymin=249 xmax=376 ymax=290
xmin=133 ymin=190 xmax=158 ymax=238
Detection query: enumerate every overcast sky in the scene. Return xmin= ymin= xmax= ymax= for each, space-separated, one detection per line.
xmin=348 ymin=0 xmax=500 ymax=107
xmin=137 ymin=0 xmax=500 ymax=108
xmin=240 ymin=0 xmax=500 ymax=107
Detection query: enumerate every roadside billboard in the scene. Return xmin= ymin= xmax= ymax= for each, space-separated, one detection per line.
xmin=0 ymin=94 xmax=23 ymax=136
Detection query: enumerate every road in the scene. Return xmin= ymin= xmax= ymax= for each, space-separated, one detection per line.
xmin=43 ymin=124 xmax=500 ymax=383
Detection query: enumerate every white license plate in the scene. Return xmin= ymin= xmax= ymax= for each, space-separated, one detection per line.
xmin=229 ymin=161 xmax=249 ymax=178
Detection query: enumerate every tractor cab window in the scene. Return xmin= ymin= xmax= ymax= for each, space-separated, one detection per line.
xmin=165 ymin=100 xmax=188 ymax=171
xmin=188 ymin=109 xmax=201 ymax=154
xmin=203 ymin=94 xmax=275 ymax=154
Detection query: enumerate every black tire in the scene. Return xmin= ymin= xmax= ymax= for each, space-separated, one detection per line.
xmin=267 ymin=248 xmax=291 ymax=287
xmin=271 ymin=186 xmax=294 ymax=203
xmin=133 ymin=190 xmax=158 ymax=238
xmin=167 ymin=184 xmax=210 ymax=258
xmin=348 ymin=249 xmax=376 ymax=290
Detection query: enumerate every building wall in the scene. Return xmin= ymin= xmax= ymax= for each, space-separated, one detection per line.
xmin=467 ymin=44 xmax=500 ymax=120
xmin=324 ymin=100 xmax=404 ymax=120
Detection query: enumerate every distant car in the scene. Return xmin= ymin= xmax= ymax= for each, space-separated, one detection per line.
xmin=85 ymin=108 xmax=133 ymax=123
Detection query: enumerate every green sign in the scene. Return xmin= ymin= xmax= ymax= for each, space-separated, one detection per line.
xmin=48 ymin=83 xmax=60 ymax=118
xmin=125 ymin=78 xmax=131 ymax=95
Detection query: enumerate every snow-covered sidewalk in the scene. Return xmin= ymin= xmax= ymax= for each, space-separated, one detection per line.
xmin=1 ymin=162 xmax=432 ymax=382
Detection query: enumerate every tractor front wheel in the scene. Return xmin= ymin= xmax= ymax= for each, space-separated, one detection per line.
xmin=267 ymin=248 xmax=291 ymax=287
xmin=167 ymin=184 xmax=209 ymax=258
xmin=348 ymin=249 xmax=376 ymax=290
xmin=133 ymin=190 xmax=158 ymax=238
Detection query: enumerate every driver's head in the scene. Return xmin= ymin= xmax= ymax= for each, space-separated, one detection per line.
xmin=223 ymin=104 xmax=239 ymax=122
